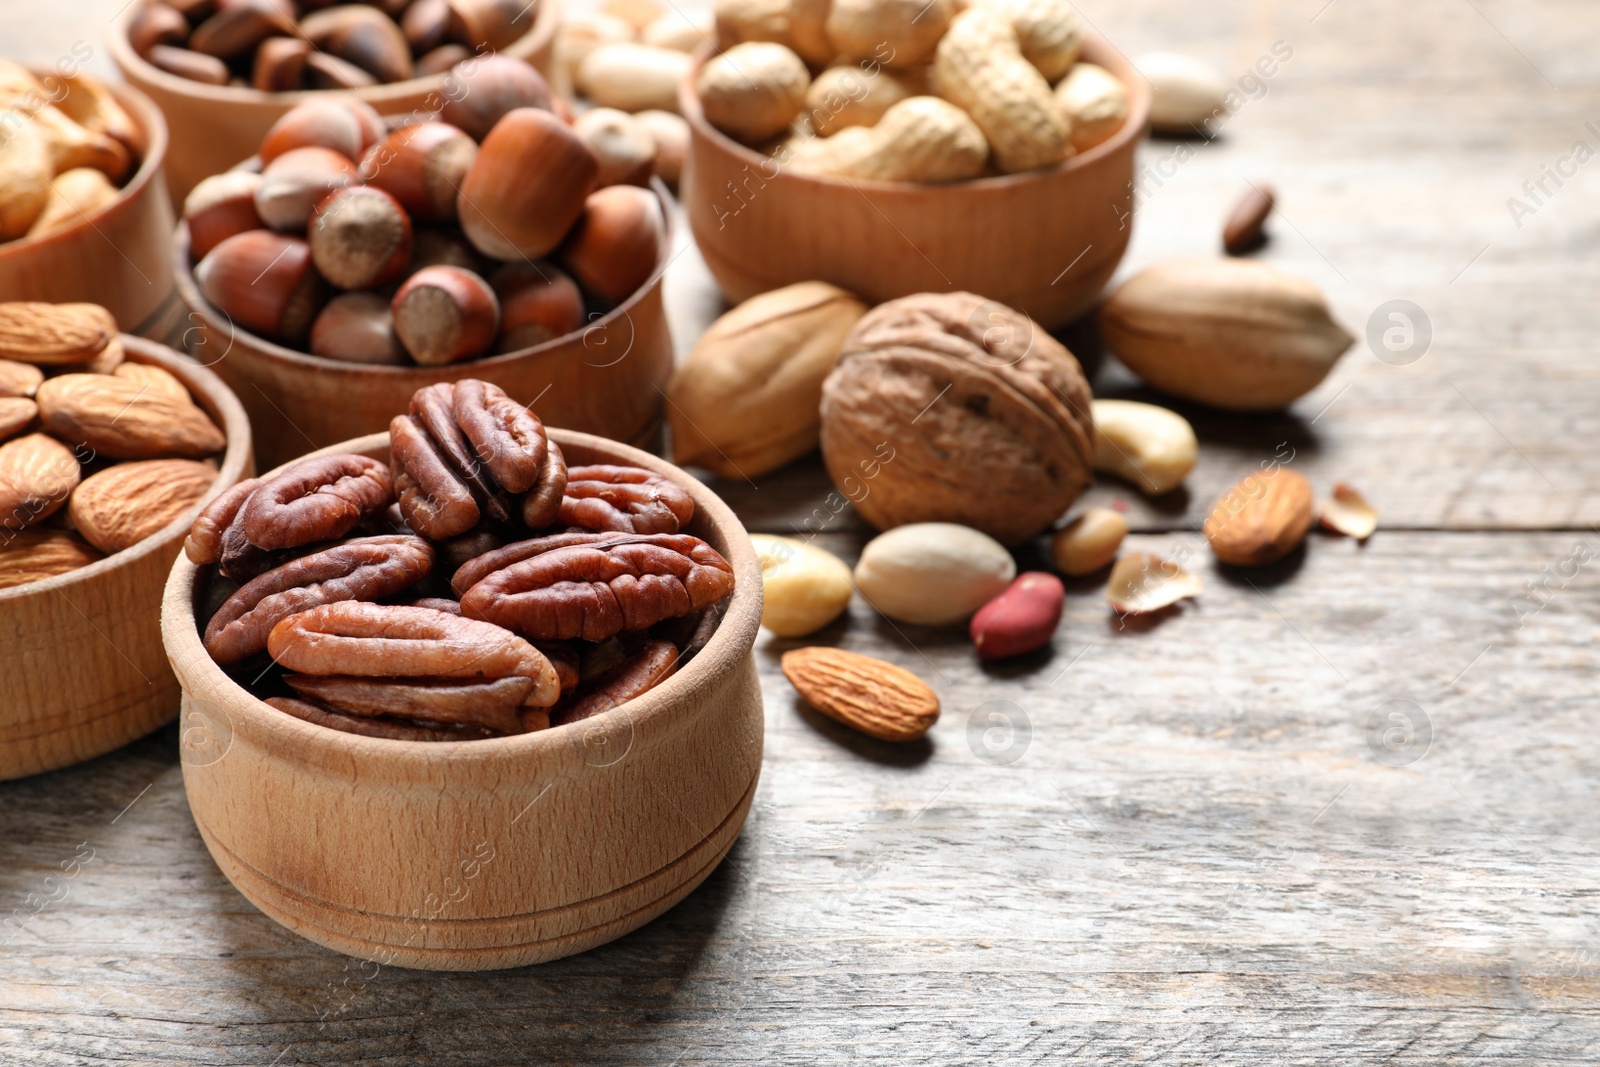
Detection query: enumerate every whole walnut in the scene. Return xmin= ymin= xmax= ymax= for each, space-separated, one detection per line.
xmin=818 ymin=292 xmax=1094 ymax=546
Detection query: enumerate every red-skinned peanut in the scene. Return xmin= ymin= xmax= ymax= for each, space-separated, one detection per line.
xmin=969 ymin=572 xmax=1064 ymax=660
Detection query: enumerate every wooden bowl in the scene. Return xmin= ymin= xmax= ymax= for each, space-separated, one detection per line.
xmin=172 ymin=179 xmax=675 ymax=471
xmin=0 ymin=337 xmax=253 ymax=781
xmin=680 ymin=34 xmax=1150 ymax=329
xmin=110 ymin=0 xmax=563 ymax=205
xmin=162 ymin=429 xmax=763 ymax=970
xmin=0 ymin=78 xmax=178 ymax=341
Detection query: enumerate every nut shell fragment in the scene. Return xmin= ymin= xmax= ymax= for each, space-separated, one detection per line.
xmin=1318 ymin=482 xmax=1377 ymax=540
xmin=1105 ymin=552 xmax=1200 ymax=614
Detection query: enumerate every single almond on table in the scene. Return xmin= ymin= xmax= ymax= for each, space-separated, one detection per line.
xmin=1223 ymin=182 xmax=1275 ymax=255
xmin=781 ymin=646 xmax=940 ymax=742
xmin=1105 ymin=552 xmax=1201 ymax=614
xmin=0 ymin=529 xmax=103 ymax=590
xmin=1203 ymin=467 xmax=1314 ymax=566
xmin=68 ymin=459 xmax=218 ymax=554
xmin=0 ymin=302 xmax=115 ymax=364
xmin=0 ymin=432 xmax=81 ymax=530
xmin=1318 ymin=482 xmax=1377 ymax=540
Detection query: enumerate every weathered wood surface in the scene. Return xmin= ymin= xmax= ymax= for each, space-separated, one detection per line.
xmin=5 ymin=0 xmax=1600 ymax=1064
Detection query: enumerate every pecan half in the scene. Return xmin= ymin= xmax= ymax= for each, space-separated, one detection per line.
xmin=185 ymin=476 xmax=261 ymax=564
xmin=437 ymin=528 xmax=505 ymax=581
xmin=452 ymin=379 xmax=548 ymax=494
xmin=284 ymin=674 xmax=533 ymax=734
xmin=558 ymin=640 xmax=679 ymax=725
xmin=522 ymin=438 xmax=566 ymax=529
xmin=203 ymin=535 xmax=433 ymax=664
xmin=267 ymin=601 xmax=560 ymax=709
xmin=559 ymin=465 xmax=695 ymax=534
xmin=266 ymin=695 xmax=495 ymax=742
xmin=409 ymin=383 xmax=511 ymax=522
xmin=536 ymin=641 xmax=581 ymax=692
xmin=449 ymin=529 xmax=619 ymax=597
xmin=458 ymin=532 xmax=736 ymax=642
xmin=239 ymin=454 xmax=394 ymax=550
xmin=406 ymin=596 xmax=462 ymax=615
xmin=391 ymin=413 xmax=481 ymax=540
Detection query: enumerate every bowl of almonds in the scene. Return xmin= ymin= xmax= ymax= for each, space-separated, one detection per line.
xmin=680 ymin=0 xmax=1149 ymax=328
xmin=110 ymin=0 xmax=563 ymax=204
xmin=161 ymin=377 xmax=762 ymax=970
xmin=0 ymin=301 xmax=252 ymax=781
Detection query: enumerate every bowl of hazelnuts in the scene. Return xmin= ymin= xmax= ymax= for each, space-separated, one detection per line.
xmin=162 ymin=377 xmax=763 ymax=970
xmin=111 ymin=0 xmax=563 ymax=203
xmin=172 ymin=74 xmax=675 ymax=469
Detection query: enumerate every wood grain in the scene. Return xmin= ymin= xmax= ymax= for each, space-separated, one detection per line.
xmin=4 ymin=0 xmax=1600 ymax=1061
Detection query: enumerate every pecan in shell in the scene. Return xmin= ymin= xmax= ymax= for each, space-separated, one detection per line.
xmin=559 ymin=464 xmax=695 ymax=534
xmin=457 ymin=532 xmax=736 ymax=642
xmin=203 ymin=535 xmax=433 ymax=664
xmin=267 ymin=601 xmax=560 ymax=708
xmin=239 ymin=454 xmax=394 ymax=550
xmin=557 ymin=639 xmax=679 ymax=725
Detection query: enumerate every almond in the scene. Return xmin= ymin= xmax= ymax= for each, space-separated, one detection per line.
xmin=1203 ymin=467 xmax=1314 ymax=566
xmin=0 ymin=433 xmax=81 ymax=530
xmin=112 ymin=361 xmax=192 ymax=403
xmin=0 ymin=397 xmax=36 ymax=442
xmin=0 ymin=302 xmax=115 ymax=365
xmin=35 ymin=374 xmax=225 ymax=460
xmin=781 ymin=646 xmax=940 ymax=742
xmin=0 ymin=359 xmax=43 ymax=398
xmin=68 ymin=459 xmax=217 ymax=554
xmin=0 ymin=529 xmax=103 ymax=590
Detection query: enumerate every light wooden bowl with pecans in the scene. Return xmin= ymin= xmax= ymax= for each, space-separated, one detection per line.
xmin=161 ymin=428 xmax=762 ymax=970
xmin=680 ymin=32 xmax=1150 ymax=330
xmin=110 ymin=0 xmax=563 ymax=205
xmin=0 ymin=335 xmax=253 ymax=781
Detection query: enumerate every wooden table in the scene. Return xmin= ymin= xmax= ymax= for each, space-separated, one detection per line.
xmin=6 ymin=1 xmax=1600 ymax=1063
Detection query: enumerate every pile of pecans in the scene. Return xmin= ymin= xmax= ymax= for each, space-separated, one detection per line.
xmin=0 ymin=301 xmax=226 ymax=589
xmin=186 ymin=377 xmax=736 ymax=741
xmin=126 ymin=0 xmax=537 ymax=90
xmin=187 ymin=68 xmax=665 ymax=366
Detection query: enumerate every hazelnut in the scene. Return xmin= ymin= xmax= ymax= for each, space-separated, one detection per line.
xmin=359 ymin=122 xmax=477 ymax=224
xmin=308 ymin=185 xmax=414 ymax=291
xmin=127 ymin=4 xmax=190 ymax=56
xmin=406 ymin=227 xmax=486 ymax=276
xmin=253 ymin=145 xmax=360 ymax=233
xmin=305 ymin=51 xmax=380 ymax=89
xmin=300 ymin=6 xmax=415 ymax=85
xmin=187 ymin=0 xmax=297 ymax=61
xmin=260 ymin=97 xmax=385 ymax=165
xmin=252 ymin=36 xmax=311 ymax=92
xmin=457 ymin=108 xmax=597 ymax=261
xmin=402 ymin=0 xmax=452 ymax=53
xmin=490 ymin=263 xmax=585 ymax=353
xmin=438 ymin=55 xmax=554 ymax=142
xmin=416 ymin=44 xmax=472 ymax=77
xmin=391 ymin=265 xmax=500 ymax=365
xmin=196 ymin=230 xmax=327 ymax=345
xmin=560 ymin=185 xmax=663 ymax=305
xmin=444 ymin=0 xmax=536 ymax=51
xmin=632 ymin=110 xmax=688 ymax=187
xmin=146 ymin=45 xmax=230 ymax=86
xmin=184 ymin=171 xmax=265 ymax=261
xmin=819 ymin=292 xmax=1095 ymax=546
xmin=310 ymin=292 xmax=409 ymax=365
xmin=572 ymin=108 xmax=654 ymax=189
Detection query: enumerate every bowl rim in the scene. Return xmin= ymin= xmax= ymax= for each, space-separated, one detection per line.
xmin=0 ymin=74 xmax=170 ymax=258
xmin=107 ymin=0 xmax=562 ymax=110
xmin=172 ymin=177 xmax=677 ymax=377
xmin=161 ymin=427 xmax=764 ymax=769
xmin=0 ymin=335 xmax=253 ymax=604
xmin=678 ymin=29 xmax=1152 ymax=194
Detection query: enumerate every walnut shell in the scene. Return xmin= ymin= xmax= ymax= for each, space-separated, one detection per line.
xmin=818 ymin=291 xmax=1093 ymax=546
